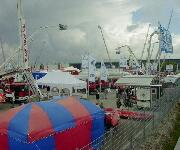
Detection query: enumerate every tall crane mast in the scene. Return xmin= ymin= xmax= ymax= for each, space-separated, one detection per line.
xmin=17 ymin=0 xmax=29 ymax=69
xmin=0 ymin=38 xmax=5 ymax=62
xmin=98 ymin=25 xmax=112 ymax=67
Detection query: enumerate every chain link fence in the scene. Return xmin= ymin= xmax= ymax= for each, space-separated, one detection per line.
xmin=80 ymin=87 xmax=180 ymax=150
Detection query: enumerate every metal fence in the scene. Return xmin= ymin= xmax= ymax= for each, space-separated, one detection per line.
xmin=80 ymin=87 xmax=180 ymax=150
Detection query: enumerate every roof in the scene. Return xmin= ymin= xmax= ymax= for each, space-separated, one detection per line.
xmin=115 ymin=75 xmax=155 ymax=86
xmin=37 ymin=70 xmax=86 ymax=89
xmin=163 ymin=75 xmax=180 ymax=83
xmin=0 ymin=97 xmax=104 ymax=144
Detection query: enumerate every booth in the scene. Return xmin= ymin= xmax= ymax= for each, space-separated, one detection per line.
xmin=115 ymin=75 xmax=161 ymax=108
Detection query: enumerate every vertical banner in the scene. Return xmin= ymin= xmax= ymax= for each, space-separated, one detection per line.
xmin=159 ymin=24 xmax=173 ymax=53
xmin=119 ymin=56 xmax=127 ymax=68
xmin=81 ymin=55 xmax=89 ymax=69
xmin=88 ymin=56 xmax=96 ymax=82
xmin=21 ymin=19 xmax=29 ymax=69
xmin=100 ymin=60 xmax=108 ymax=81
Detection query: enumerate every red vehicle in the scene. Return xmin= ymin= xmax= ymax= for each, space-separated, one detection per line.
xmin=5 ymin=82 xmax=32 ymax=102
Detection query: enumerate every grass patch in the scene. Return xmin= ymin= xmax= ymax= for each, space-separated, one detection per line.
xmin=163 ymin=103 xmax=180 ymax=150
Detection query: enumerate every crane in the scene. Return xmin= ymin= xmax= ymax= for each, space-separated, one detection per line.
xmin=98 ymin=25 xmax=112 ymax=67
xmin=140 ymin=24 xmax=151 ymax=64
xmin=116 ymin=45 xmax=140 ymax=68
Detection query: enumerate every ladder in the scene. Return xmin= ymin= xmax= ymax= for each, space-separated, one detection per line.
xmin=23 ymin=70 xmax=43 ymax=99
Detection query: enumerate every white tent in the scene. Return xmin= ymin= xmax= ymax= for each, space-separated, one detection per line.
xmin=37 ymin=70 xmax=87 ymax=95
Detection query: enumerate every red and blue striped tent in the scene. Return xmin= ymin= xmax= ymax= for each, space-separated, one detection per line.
xmin=0 ymin=97 xmax=105 ymax=150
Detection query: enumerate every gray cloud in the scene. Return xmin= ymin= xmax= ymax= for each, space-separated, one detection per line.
xmin=0 ymin=0 xmax=180 ymax=66
xmin=126 ymin=24 xmax=139 ymax=32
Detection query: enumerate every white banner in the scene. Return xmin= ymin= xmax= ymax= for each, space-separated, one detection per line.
xmin=119 ymin=56 xmax=127 ymax=68
xmin=100 ymin=60 xmax=108 ymax=81
xmin=81 ymin=55 xmax=89 ymax=69
xmin=21 ymin=19 xmax=29 ymax=69
xmin=88 ymin=56 xmax=96 ymax=82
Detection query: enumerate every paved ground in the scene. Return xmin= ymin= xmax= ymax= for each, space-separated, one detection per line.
xmin=0 ymin=102 xmax=20 ymax=112
xmin=0 ymin=90 xmax=137 ymax=113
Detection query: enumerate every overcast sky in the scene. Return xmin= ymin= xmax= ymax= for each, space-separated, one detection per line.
xmin=0 ymin=0 xmax=180 ymax=65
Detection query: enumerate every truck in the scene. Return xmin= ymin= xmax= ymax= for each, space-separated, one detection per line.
xmin=5 ymin=82 xmax=32 ymax=102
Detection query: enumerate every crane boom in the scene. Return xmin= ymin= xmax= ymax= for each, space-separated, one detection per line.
xmin=140 ymin=24 xmax=151 ymax=62
xmin=98 ymin=25 xmax=112 ymax=67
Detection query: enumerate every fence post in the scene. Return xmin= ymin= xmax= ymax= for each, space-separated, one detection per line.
xmin=110 ymin=128 xmax=113 ymax=150
xmin=130 ymin=135 xmax=133 ymax=150
xmin=143 ymin=108 xmax=146 ymax=142
xmin=152 ymin=109 xmax=155 ymax=130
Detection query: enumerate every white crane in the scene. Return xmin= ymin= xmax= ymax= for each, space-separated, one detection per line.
xmin=98 ymin=25 xmax=112 ymax=67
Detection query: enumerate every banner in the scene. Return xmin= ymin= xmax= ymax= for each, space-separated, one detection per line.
xmin=81 ymin=55 xmax=89 ymax=69
xmin=159 ymin=24 xmax=173 ymax=53
xmin=119 ymin=56 xmax=127 ymax=68
xmin=100 ymin=60 xmax=108 ymax=81
xmin=165 ymin=30 xmax=173 ymax=53
xmin=88 ymin=56 xmax=96 ymax=82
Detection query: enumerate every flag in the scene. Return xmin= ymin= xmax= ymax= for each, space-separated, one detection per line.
xmin=159 ymin=24 xmax=173 ymax=53
xmin=100 ymin=60 xmax=108 ymax=81
xmin=119 ymin=56 xmax=127 ymax=68
xmin=81 ymin=55 xmax=89 ymax=69
xmin=88 ymin=56 xmax=96 ymax=82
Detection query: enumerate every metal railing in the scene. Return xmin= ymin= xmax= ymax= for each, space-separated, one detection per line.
xmin=80 ymin=88 xmax=180 ymax=150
